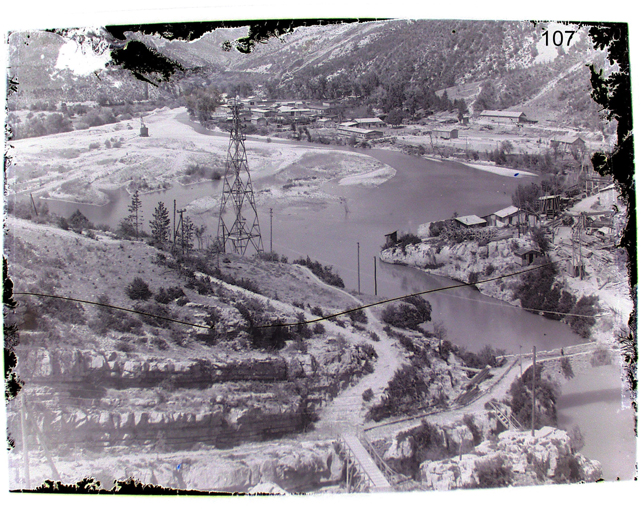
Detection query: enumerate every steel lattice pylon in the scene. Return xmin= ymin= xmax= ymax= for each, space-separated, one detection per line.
xmin=216 ymin=99 xmax=264 ymax=256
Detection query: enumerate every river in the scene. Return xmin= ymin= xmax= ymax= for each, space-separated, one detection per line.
xmin=35 ymin=131 xmax=586 ymax=355
xmin=557 ymin=363 xmax=636 ymax=481
xmin=21 ymin=121 xmax=633 ymax=479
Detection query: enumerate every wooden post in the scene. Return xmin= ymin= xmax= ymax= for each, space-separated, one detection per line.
xmin=20 ymin=395 xmax=31 ymax=489
xmin=373 ymin=256 xmax=377 ymax=296
xmin=357 ymin=242 xmax=361 ymax=294
xmin=173 ymin=200 xmax=176 ymax=244
xmin=531 ymin=346 xmax=536 ymax=437
xmin=269 ymin=208 xmax=273 ymax=254
xmin=30 ymin=193 xmax=39 ymax=217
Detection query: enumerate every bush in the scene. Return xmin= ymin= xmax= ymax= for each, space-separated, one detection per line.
xmin=560 ymin=356 xmax=574 ymax=378
xmin=236 ymin=298 xmax=290 ymax=350
xmin=381 ymin=295 xmax=432 ymax=330
xmin=88 ymin=142 xmax=100 ymax=150
xmin=90 ymin=294 xmax=144 ymax=335
xmin=568 ymin=295 xmax=599 ymax=338
xmin=509 ymin=364 xmax=559 ymax=429
xmin=366 ymin=364 xmax=428 ymax=421
xmin=125 ymin=277 xmax=153 ymax=301
xmin=472 ymin=457 xmax=513 ymax=489
xmin=292 ymin=256 xmax=344 ymax=288
xmin=154 ymin=286 xmax=185 ymax=304
xmin=310 ymin=306 xmax=323 ymax=317
xmin=313 ymin=323 xmax=326 ymax=335
xmin=134 ymin=302 xmax=172 ymax=328
xmin=348 ymin=308 xmax=367 ymax=324
xmin=362 ymin=388 xmax=374 ymax=402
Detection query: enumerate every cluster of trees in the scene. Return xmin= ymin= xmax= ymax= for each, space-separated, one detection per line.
xmin=119 ymin=193 xmax=206 ymax=256
xmin=292 ymin=256 xmax=345 ymax=288
xmin=183 ymin=86 xmax=223 ymax=128
xmin=512 ymin=264 xmax=599 ymax=338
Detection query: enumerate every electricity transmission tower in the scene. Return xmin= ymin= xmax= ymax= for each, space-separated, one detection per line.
xmin=216 ymin=98 xmax=264 ymax=256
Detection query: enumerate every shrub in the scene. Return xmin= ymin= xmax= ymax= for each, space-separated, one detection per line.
xmin=43 ymin=296 xmax=86 ymax=325
xmin=366 ymin=365 xmax=428 ymax=421
xmin=313 ymin=323 xmax=326 ymax=335
xmin=381 ymin=295 xmax=431 ymax=330
xmin=134 ymin=302 xmax=172 ymax=328
xmin=568 ymin=295 xmax=599 ymax=338
xmin=236 ymin=298 xmax=290 ymax=350
xmin=472 ymin=457 xmax=513 ymax=489
xmin=154 ymin=286 xmax=185 ymax=304
xmin=485 ymin=263 xmax=495 ymax=276
xmin=509 ymin=364 xmax=559 ymax=429
xmin=468 ymin=271 xmax=479 ymax=284
xmin=88 ymin=142 xmax=100 ymax=150
xmin=90 ymin=294 xmax=144 ymax=335
xmin=310 ymin=306 xmax=323 ymax=317
xmin=292 ymin=256 xmax=344 ymax=288
xmin=362 ymin=388 xmax=374 ymax=402
xmin=348 ymin=308 xmax=367 ymax=324
xmin=560 ymin=356 xmax=574 ymax=378
xmin=370 ymin=331 xmax=380 ymax=342
xmin=125 ymin=277 xmax=153 ymax=301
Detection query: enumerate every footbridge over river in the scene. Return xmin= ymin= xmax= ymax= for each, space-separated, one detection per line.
xmin=362 ymin=341 xmax=621 ymax=442
xmin=337 ymin=433 xmax=397 ymax=493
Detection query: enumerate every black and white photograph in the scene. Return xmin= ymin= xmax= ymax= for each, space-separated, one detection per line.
xmin=2 ymin=3 xmax=637 ymax=503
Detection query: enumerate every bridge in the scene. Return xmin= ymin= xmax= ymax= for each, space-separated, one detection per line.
xmin=337 ymin=433 xmax=396 ymax=493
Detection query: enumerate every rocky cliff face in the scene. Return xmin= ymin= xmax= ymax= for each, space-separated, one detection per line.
xmin=8 ymin=342 xmax=376 ymax=451
xmin=381 ymin=237 xmax=525 ymax=304
xmin=7 ymin=438 xmax=345 ymax=493
xmin=420 ymin=427 xmax=602 ymax=490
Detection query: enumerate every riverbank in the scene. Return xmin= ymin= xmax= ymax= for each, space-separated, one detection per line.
xmin=380 ymin=210 xmax=632 ymax=348
xmin=7 ymin=107 xmax=396 ymax=210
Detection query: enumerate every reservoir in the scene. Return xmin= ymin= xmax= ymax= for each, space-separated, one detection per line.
xmin=37 ymin=133 xmax=585 ymax=355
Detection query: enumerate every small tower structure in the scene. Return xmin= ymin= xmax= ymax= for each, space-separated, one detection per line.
xmin=140 ymin=115 xmax=149 ymax=137
xmin=216 ymin=98 xmax=264 ymax=255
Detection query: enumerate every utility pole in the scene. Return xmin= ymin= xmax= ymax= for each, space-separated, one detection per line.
xmin=357 ymin=242 xmax=361 ymax=294
xmin=373 ymin=256 xmax=378 ymax=296
xmin=531 ymin=346 xmax=536 ymax=437
xmin=29 ymin=193 xmax=39 ymax=217
xmin=519 ymin=344 xmax=523 ymax=377
xmin=269 ymin=208 xmax=273 ymax=254
xmin=173 ymin=200 xmax=177 ymax=244
xmin=20 ymin=395 xmax=30 ymax=489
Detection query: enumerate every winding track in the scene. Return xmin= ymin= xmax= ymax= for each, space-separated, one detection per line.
xmin=294 ymin=265 xmax=403 ymax=438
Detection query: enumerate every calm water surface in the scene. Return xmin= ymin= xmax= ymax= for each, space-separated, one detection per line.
xmin=36 ymin=140 xmax=585 ymax=354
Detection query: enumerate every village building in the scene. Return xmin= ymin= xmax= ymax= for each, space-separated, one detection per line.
xmin=315 ymin=118 xmax=335 ymax=128
xmin=537 ymin=195 xmax=561 ymax=218
xmin=484 ymin=205 xmax=540 ymax=231
xmin=353 ymin=117 xmax=387 ymax=129
xmin=550 ymin=135 xmax=587 ymax=154
xmin=479 ymin=110 xmax=528 ymax=124
xmin=454 ymin=215 xmax=487 ymax=228
xmin=432 ymin=128 xmax=458 ymax=139
xmin=337 ymin=126 xmax=384 ymax=140
xmin=514 ymin=247 xmax=544 ymax=267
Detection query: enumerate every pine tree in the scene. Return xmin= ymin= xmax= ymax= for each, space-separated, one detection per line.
xmin=128 ymin=190 xmax=143 ymax=239
xmin=176 ymin=215 xmax=195 ymax=255
xmin=150 ymin=201 xmax=171 ymax=246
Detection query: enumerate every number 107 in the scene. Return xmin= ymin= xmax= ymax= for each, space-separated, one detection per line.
xmin=542 ymin=30 xmax=576 ymax=46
